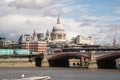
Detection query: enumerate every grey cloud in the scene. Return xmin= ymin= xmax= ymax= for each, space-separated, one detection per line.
xmin=8 ymin=0 xmax=57 ymax=9
xmin=3 ymin=0 xmax=61 ymax=17
xmin=0 ymin=0 xmax=11 ymax=17
xmin=99 ymin=29 xmax=109 ymax=33
xmin=0 ymin=0 xmax=7 ymax=6
xmin=41 ymin=8 xmax=63 ymax=17
xmin=95 ymin=24 xmax=120 ymax=28
xmin=75 ymin=15 xmax=98 ymax=27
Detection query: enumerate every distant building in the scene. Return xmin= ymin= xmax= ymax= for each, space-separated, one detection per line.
xmin=18 ymin=34 xmax=32 ymax=43
xmin=45 ymin=15 xmax=66 ymax=43
xmin=9 ymin=41 xmax=20 ymax=49
xmin=0 ymin=37 xmax=11 ymax=48
xmin=19 ymin=32 xmax=44 ymax=43
xmin=75 ymin=35 xmax=94 ymax=45
xmin=37 ymin=33 xmax=44 ymax=41
xmin=20 ymin=30 xmax=47 ymax=54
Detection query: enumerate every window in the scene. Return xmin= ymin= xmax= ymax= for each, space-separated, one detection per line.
xmin=58 ymin=35 xmax=62 ymax=39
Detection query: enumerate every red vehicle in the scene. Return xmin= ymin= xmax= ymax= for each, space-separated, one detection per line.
xmin=53 ymin=49 xmax=62 ymax=54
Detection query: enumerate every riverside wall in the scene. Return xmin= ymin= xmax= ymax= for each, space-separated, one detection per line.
xmin=0 ymin=58 xmax=35 ymax=67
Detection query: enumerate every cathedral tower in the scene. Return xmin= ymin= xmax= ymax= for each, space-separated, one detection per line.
xmin=51 ymin=14 xmax=66 ymax=43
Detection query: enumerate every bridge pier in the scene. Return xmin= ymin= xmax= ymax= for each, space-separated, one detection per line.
xmin=41 ymin=52 xmax=49 ymax=67
xmin=88 ymin=51 xmax=98 ymax=69
xmin=80 ymin=57 xmax=85 ymax=66
xmin=85 ymin=58 xmax=89 ymax=66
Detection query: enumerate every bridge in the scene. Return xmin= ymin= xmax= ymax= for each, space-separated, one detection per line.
xmin=0 ymin=47 xmax=120 ymax=69
xmin=46 ymin=47 xmax=120 ymax=69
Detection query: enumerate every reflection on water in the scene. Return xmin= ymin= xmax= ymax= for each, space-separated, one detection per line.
xmin=0 ymin=67 xmax=120 ymax=80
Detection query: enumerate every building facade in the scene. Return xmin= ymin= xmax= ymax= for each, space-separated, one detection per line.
xmin=0 ymin=37 xmax=11 ymax=48
xmin=19 ymin=30 xmax=47 ymax=54
xmin=9 ymin=41 xmax=20 ymax=49
xmin=21 ymin=41 xmax=47 ymax=54
xmin=75 ymin=35 xmax=94 ymax=45
xmin=37 ymin=33 xmax=44 ymax=41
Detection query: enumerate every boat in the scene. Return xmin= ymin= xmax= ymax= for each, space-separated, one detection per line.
xmin=17 ymin=76 xmax=51 ymax=80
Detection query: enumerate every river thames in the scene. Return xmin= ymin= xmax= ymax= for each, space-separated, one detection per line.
xmin=0 ymin=67 xmax=120 ymax=80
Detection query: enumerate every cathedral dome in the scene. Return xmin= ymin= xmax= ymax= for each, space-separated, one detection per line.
xmin=52 ymin=14 xmax=65 ymax=31
xmin=53 ymin=24 xmax=65 ymax=31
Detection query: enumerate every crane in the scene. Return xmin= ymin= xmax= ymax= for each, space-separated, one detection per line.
xmin=113 ymin=26 xmax=117 ymax=47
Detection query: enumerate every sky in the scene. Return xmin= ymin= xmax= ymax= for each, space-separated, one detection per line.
xmin=0 ymin=0 xmax=120 ymax=45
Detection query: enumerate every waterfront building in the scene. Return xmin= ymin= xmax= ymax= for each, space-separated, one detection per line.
xmin=21 ymin=41 xmax=47 ymax=54
xmin=20 ymin=30 xmax=47 ymax=54
xmin=75 ymin=35 xmax=94 ymax=45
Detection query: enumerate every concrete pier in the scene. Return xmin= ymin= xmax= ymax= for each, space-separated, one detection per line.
xmin=88 ymin=51 xmax=98 ymax=69
xmin=41 ymin=59 xmax=49 ymax=67
xmin=41 ymin=52 xmax=49 ymax=67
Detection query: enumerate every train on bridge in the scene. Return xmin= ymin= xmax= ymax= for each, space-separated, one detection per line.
xmin=0 ymin=49 xmax=35 ymax=55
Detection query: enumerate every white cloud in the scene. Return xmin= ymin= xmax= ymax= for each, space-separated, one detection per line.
xmin=0 ymin=12 xmax=119 ymax=44
xmin=0 ymin=0 xmax=120 ymax=45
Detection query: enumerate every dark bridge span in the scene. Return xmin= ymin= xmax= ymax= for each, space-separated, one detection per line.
xmin=48 ymin=52 xmax=89 ymax=67
xmin=48 ymin=51 xmax=120 ymax=68
xmin=97 ymin=52 xmax=120 ymax=69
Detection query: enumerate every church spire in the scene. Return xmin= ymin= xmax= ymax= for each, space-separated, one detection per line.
xmin=33 ymin=29 xmax=37 ymax=37
xmin=33 ymin=29 xmax=38 ymax=41
xmin=57 ymin=14 xmax=60 ymax=24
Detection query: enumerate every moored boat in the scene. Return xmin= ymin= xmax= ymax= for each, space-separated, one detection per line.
xmin=17 ymin=76 xmax=51 ymax=80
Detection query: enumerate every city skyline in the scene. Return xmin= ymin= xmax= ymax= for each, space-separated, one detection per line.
xmin=0 ymin=0 xmax=120 ymax=45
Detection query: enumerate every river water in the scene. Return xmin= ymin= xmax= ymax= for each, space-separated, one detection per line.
xmin=0 ymin=67 xmax=120 ymax=80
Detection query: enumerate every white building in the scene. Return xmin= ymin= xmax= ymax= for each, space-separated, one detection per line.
xmin=75 ymin=35 xmax=94 ymax=45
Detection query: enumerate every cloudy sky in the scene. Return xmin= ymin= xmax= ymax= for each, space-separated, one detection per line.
xmin=0 ymin=0 xmax=120 ymax=45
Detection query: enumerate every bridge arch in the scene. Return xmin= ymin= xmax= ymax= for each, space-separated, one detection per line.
xmin=97 ymin=52 xmax=120 ymax=69
xmin=48 ymin=52 xmax=89 ymax=67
